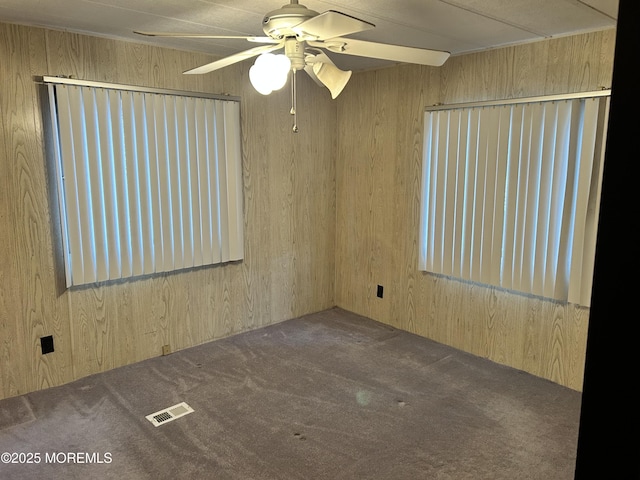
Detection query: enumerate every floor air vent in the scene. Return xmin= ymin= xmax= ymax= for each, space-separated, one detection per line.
xmin=145 ymin=402 xmax=194 ymax=427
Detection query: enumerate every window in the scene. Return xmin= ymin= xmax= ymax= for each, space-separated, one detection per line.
xmin=419 ymin=92 xmax=610 ymax=306
xmin=45 ymin=78 xmax=243 ymax=287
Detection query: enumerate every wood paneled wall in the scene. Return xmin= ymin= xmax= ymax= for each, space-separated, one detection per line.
xmin=335 ymin=29 xmax=616 ymax=391
xmin=0 ymin=23 xmax=336 ymax=400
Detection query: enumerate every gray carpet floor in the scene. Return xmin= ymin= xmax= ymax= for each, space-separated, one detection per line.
xmin=0 ymin=308 xmax=582 ymax=479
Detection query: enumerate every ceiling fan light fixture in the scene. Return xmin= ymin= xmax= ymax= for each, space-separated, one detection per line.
xmin=136 ymin=0 xmax=451 ymax=119
xmin=249 ymin=53 xmax=292 ymax=95
xmin=312 ymin=61 xmax=352 ymax=99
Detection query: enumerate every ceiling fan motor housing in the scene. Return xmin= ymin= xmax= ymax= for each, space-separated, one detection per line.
xmin=262 ymin=2 xmax=319 ymax=38
xmin=285 ymin=38 xmax=306 ymax=70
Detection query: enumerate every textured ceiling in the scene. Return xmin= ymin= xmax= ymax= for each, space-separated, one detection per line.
xmin=0 ymin=0 xmax=618 ymax=71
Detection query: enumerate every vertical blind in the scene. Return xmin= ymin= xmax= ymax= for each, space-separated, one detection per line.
xmin=47 ymin=81 xmax=244 ymax=287
xmin=419 ymin=93 xmax=609 ymax=306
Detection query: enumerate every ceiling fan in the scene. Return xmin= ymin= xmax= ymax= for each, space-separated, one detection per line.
xmin=135 ymin=0 xmax=450 ymax=131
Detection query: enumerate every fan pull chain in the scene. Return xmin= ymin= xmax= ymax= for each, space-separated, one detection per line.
xmin=290 ymin=70 xmax=298 ymax=133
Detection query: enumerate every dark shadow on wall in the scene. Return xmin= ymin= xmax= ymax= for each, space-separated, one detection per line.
xmin=574 ymin=0 xmax=639 ymax=477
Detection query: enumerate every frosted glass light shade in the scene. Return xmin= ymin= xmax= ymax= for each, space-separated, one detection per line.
xmin=249 ymin=53 xmax=291 ymax=95
xmin=312 ymin=61 xmax=352 ymax=99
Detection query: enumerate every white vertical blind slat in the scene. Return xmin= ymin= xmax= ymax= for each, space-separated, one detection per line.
xmin=121 ymin=91 xmax=143 ymax=277
xmin=554 ymin=102 xmax=583 ymax=301
xmin=175 ymin=96 xmax=194 ymax=269
xmin=76 ymin=88 xmax=99 ymax=283
xmin=462 ymin=108 xmax=479 ymax=281
xmin=532 ymin=102 xmax=556 ymax=297
xmin=433 ymin=110 xmax=449 ymax=275
xmin=512 ymin=104 xmax=533 ymax=293
xmin=442 ymin=109 xmax=460 ymax=276
xmin=83 ymin=88 xmax=109 ymax=283
xmin=491 ymin=107 xmax=510 ymax=287
xmin=194 ymin=99 xmax=209 ymax=264
xmin=186 ymin=98 xmax=203 ymax=268
xmin=567 ymin=98 xmax=599 ymax=304
xmin=141 ymin=94 xmax=163 ymax=274
xmin=500 ymin=104 xmax=522 ymax=291
xmin=544 ymin=101 xmax=570 ymax=300
xmin=96 ymin=89 xmax=120 ymax=280
xmin=223 ymin=101 xmax=244 ymax=261
xmin=48 ymin=85 xmax=73 ymax=287
xmin=214 ymin=101 xmax=230 ymax=262
xmin=155 ymin=94 xmax=174 ymax=272
xmin=480 ymin=107 xmax=500 ymax=285
xmin=166 ymin=96 xmax=185 ymax=271
xmin=132 ymin=91 xmax=155 ymax=276
xmin=109 ymin=91 xmax=131 ymax=279
xmin=62 ymin=86 xmax=95 ymax=284
xmin=578 ymin=97 xmax=609 ymax=305
xmin=451 ymin=109 xmax=467 ymax=279
xmin=522 ymin=103 xmax=545 ymax=296
xmin=418 ymin=112 xmax=433 ymax=271
xmin=423 ymin=113 xmax=436 ymax=273
xmin=205 ymin=100 xmax=222 ymax=264
xmin=471 ymin=108 xmax=489 ymax=283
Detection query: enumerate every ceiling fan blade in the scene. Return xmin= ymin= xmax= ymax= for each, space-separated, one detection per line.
xmin=315 ymin=38 xmax=450 ymax=67
xmin=184 ymin=43 xmax=283 ymax=75
xmin=134 ymin=31 xmax=278 ymax=43
xmin=292 ymin=10 xmax=374 ymax=40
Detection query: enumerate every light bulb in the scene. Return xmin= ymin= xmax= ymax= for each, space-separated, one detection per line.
xmin=249 ymin=53 xmax=291 ymax=95
xmin=249 ymin=64 xmax=273 ymax=95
